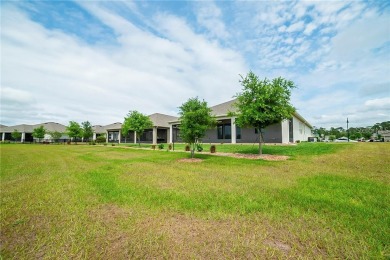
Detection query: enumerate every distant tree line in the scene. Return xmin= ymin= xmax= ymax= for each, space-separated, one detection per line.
xmin=313 ymin=121 xmax=390 ymax=141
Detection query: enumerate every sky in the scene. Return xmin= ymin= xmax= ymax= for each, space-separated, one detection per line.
xmin=1 ymin=0 xmax=389 ymax=129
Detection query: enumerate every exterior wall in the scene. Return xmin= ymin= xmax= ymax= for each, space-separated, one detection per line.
xmin=202 ymin=123 xmax=283 ymax=143
xmin=262 ymin=123 xmax=283 ymax=143
xmin=292 ymin=116 xmax=312 ymax=142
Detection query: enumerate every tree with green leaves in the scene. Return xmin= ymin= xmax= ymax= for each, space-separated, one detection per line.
xmin=11 ymin=129 xmax=22 ymax=142
xmin=66 ymin=121 xmax=82 ymax=143
xmin=232 ymin=71 xmax=296 ymax=154
xmin=81 ymin=121 xmax=93 ymax=142
xmin=178 ymin=97 xmax=216 ymax=158
xmin=48 ymin=131 xmax=62 ymax=143
xmin=32 ymin=126 xmax=46 ymax=143
xmin=122 ymin=111 xmax=153 ymax=146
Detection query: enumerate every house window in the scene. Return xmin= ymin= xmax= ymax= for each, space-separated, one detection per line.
xmin=217 ymin=125 xmax=223 ymax=139
xmin=217 ymin=124 xmax=240 ymax=139
xmin=224 ymin=125 xmax=231 ymax=139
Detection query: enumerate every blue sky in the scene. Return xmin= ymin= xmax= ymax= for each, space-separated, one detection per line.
xmin=1 ymin=0 xmax=389 ymax=128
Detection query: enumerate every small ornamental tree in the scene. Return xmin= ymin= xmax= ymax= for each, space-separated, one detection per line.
xmin=11 ymin=129 xmax=22 ymax=142
xmin=178 ymin=97 xmax=216 ymax=158
xmin=32 ymin=126 xmax=46 ymax=143
xmin=122 ymin=111 xmax=153 ymax=146
xmin=48 ymin=131 xmax=63 ymax=143
xmin=81 ymin=121 xmax=93 ymax=142
xmin=66 ymin=121 xmax=82 ymax=143
xmin=232 ymin=71 xmax=296 ymax=155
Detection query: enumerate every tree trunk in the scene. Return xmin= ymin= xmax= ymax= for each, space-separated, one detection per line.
xmin=191 ymin=143 xmax=195 ymax=158
xmin=258 ymin=129 xmax=263 ymax=155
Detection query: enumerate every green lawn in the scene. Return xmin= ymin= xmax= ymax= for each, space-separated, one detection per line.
xmin=1 ymin=143 xmax=389 ymax=258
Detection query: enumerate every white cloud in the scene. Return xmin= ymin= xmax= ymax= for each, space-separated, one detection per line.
xmin=195 ymin=1 xmax=230 ymax=39
xmin=1 ymin=3 xmax=247 ymax=126
xmin=364 ymin=98 xmax=390 ymax=110
xmin=286 ymin=21 xmax=305 ymax=33
xmin=303 ymin=23 xmax=316 ymax=35
xmin=1 ymin=87 xmax=35 ymax=104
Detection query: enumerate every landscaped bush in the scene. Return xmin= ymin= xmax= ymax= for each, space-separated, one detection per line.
xmin=210 ymin=145 xmax=216 ymax=153
xmin=158 ymin=143 xmax=164 ymax=150
xmin=196 ymin=144 xmax=203 ymax=152
xmin=185 ymin=144 xmax=190 ymax=151
xmin=96 ymin=135 xmax=106 ymax=144
xmin=168 ymin=143 xmax=172 ymax=150
xmin=151 ymin=145 xmax=156 ymax=150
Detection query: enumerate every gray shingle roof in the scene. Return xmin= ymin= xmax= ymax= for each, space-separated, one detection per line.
xmin=0 ymin=122 xmax=66 ymax=133
xmin=149 ymin=113 xmax=178 ymax=128
xmin=210 ymin=99 xmax=238 ymax=116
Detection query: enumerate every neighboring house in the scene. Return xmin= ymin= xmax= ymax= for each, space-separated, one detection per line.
xmin=168 ymin=99 xmax=312 ymax=144
xmin=378 ymin=130 xmax=390 ymax=142
xmin=99 ymin=113 xmax=178 ymax=144
xmin=0 ymin=122 xmax=67 ymax=142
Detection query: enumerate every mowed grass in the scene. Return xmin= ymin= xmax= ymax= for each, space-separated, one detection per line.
xmin=1 ymin=143 xmax=389 ymax=258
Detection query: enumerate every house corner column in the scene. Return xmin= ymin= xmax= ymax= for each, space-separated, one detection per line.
xmin=21 ymin=132 xmax=25 ymax=143
xmin=231 ymin=117 xmax=236 ymax=144
xmin=106 ymin=131 xmax=109 ymax=143
xmin=118 ymin=131 xmax=121 ymax=144
xmin=2 ymin=132 xmax=5 ymax=142
xmin=153 ymin=127 xmax=157 ymax=145
xmin=134 ymin=132 xmax=137 ymax=144
xmin=93 ymin=132 xmax=96 ymax=141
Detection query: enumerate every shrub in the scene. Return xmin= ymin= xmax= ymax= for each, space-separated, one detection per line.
xmin=196 ymin=144 xmax=203 ymax=152
xmin=185 ymin=144 xmax=190 ymax=151
xmin=112 ymin=143 xmax=115 ymax=146
xmin=151 ymin=145 xmax=156 ymax=150
xmin=168 ymin=143 xmax=172 ymax=150
xmin=210 ymin=145 xmax=216 ymax=153
xmin=158 ymin=143 xmax=164 ymax=150
xmin=96 ymin=135 xmax=106 ymax=144
xmin=103 ymin=143 xmax=107 ymax=146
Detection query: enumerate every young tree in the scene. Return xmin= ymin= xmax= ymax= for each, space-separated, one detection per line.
xmin=81 ymin=121 xmax=93 ymax=142
xmin=66 ymin=121 xmax=82 ymax=143
xmin=232 ymin=71 xmax=296 ymax=154
xmin=32 ymin=126 xmax=46 ymax=143
xmin=122 ymin=111 xmax=153 ymax=146
xmin=179 ymin=97 xmax=216 ymax=158
xmin=11 ymin=129 xmax=22 ymax=142
xmin=48 ymin=131 xmax=63 ymax=143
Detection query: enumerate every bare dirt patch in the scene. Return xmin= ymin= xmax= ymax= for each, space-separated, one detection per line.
xmin=177 ymin=158 xmax=203 ymax=163
xmin=212 ymin=152 xmax=289 ymax=161
xmin=134 ymin=213 xmax=309 ymax=259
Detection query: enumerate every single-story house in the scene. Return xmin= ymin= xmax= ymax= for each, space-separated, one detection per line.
xmin=168 ymin=99 xmax=312 ymax=144
xmin=99 ymin=113 xmax=178 ymax=144
xmin=1 ymin=99 xmax=313 ymax=144
xmin=378 ymin=130 xmax=390 ymax=142
xmin=0 ymin=122 xmax=67 ymax=142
